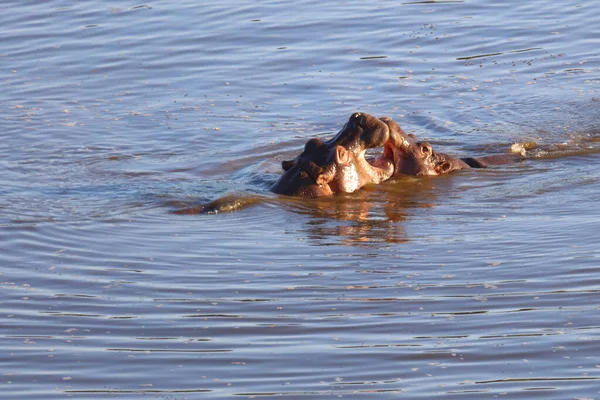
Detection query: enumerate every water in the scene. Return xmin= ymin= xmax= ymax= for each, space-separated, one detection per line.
xmin=1 ymin=1 xmax=599 ymax=399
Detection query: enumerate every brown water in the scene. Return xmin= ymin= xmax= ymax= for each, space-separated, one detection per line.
xmin=1 ymin=1 xmax=599 ymax=399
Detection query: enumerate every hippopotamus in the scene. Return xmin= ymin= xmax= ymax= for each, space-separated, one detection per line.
xmin=174 ymin=112 xmax=395 ymax=214
xmin=270 ymin=112 xmax=394 ymax=197
xmin=380 ymin=117 xmax=531 ymax=176
xmin=173 ymin=112 xmax=536 ymax=215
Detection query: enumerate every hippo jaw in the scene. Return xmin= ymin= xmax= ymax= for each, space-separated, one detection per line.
xmin=298 ymin=143 xmax=394 ymax=195
xmin=363 ymin=149 xmax=395 ymax=183
xmin=272 ymin=113 xmax=396 ymax=197
xmin=332 ymin=148 xmax=394 ymax=193
xmin=327 ymin=114 xmax=395 ymax=192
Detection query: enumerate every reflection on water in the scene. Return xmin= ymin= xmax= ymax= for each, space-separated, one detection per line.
xmin=285 ymin=177 xmax=439 ymax=246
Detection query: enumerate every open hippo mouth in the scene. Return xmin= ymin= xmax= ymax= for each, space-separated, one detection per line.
xmin=350 ymin=113 xmax=394 ymax=183
xmin=378 ymin=116 xmax=420 ymax=176
xmin=331 ymin=112 xmax=395 ymax=189
xmin=364 ymin=147 xmax=395 ymax=181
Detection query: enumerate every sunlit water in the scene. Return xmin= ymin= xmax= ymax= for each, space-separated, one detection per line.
xmin=1 ymin=1 xmax=599 ymax=399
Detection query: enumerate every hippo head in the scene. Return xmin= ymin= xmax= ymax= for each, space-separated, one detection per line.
xmin=380 ymin=117 xmax=462 ymax=176
xmin=271 ymin=112 xmax=395 ymax=197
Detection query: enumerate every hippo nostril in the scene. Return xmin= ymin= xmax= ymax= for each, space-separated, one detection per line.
xmin=351 ymin=113 xmax=367 ymax=129
xmin=351 ymin=112 xmax=363 ymax=126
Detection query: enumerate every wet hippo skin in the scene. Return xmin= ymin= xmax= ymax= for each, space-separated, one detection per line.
xmin=173 ymin=112 xmax=395 ymax=214
xmin=174 ymin=114 xmax=531 ymax=215
xmin=270 ymin=112 xmax=394 ymax=197
xmin=381 ymin=117 xmax=528 ymax=176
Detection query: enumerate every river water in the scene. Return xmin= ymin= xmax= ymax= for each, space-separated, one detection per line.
xmin=1 ymin=1 xmax=599 ymax=399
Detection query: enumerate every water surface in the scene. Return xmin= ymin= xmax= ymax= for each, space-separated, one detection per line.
xmin=1 ymin=1 xmax=599 ymax=399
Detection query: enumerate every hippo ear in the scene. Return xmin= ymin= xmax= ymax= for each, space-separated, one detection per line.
xmin=335 ymin=145 xmax=352 ymax=166
xmin=435 ymin=161 xmax=452 ymax=174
